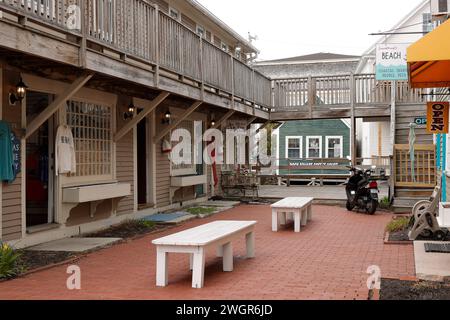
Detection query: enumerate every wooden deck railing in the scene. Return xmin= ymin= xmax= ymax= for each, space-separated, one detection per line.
xmin=0 ymin=0 xmax=272 ymax=108
xmin=272 ymin=74 xmax=434 ymax=111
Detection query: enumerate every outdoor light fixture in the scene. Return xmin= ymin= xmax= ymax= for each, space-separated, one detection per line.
xmin=9 ymin=77 xmax=28 ymax=106
xmin=162 ymin=110 xmax=172 ymax=124
xmin=211 ymin=119 xmax=216 ymax=127
xmin=123 ymin=103 xmax=136 ymax=120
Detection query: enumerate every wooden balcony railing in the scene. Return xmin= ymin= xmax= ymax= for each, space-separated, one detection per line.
xmin=272 ymin=74 xmax=434 ymax=111
xmin=0 ymin=0 xmax=272 ymax=108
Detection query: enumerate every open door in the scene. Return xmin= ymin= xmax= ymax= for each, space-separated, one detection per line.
xmin=25 ymin=91 xmax=55 ymax=228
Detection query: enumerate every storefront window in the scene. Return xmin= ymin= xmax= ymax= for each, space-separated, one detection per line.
xmin=66 ymin=101 xmax=112 ymax=177
xmin=171 ymin=120 xmax=197 ymax=176
xmin=326 ymin=136 xmax=343 ymax=158
xmin=286 ymin=137 xmax=302 ymax=159
xmin=307 ymin=137 xmax=322 ymax=158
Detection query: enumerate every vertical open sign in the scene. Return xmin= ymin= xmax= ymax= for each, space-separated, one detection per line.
xmin=427 ymin=102 xmax=449 ymax=134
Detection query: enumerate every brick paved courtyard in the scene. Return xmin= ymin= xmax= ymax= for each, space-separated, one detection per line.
xmin=0 ymin=205 xmax=415 ymax=300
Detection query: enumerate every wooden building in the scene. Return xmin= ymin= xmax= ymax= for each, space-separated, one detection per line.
xmin=0 ymin=0 xmax=271 ymax=247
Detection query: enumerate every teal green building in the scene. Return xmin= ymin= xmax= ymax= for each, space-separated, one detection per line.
xmin=278 ymin=119 xmax=351 ymax=175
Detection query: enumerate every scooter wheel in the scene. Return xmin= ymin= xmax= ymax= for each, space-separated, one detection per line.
xmin=346 ymin=201 xmax=355 ymax=211
xmin=367 ymin=200 xmax=378 ymax=215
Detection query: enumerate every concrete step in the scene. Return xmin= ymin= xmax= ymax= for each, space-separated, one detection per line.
xmin=392 ymin=197 xmax=429 ymax=214
xmin=395 ymin=188 xmax=434 ymax=198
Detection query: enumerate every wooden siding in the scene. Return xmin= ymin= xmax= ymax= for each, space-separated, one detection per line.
xmin=116 ymin=131 xmax=135 ymax=216
xmin=149 ymin=0 xmax=169 ymax=12
xmin=2 ymin=70 xmax=22 ymax=241
xmin=156 ymin=145 xmax=171 ymax=207
xmin=181 ymin=13 xmax=196 ymax=31
xmin=2 ymin=176 xmax=22 ymax=241
xmin=395 ymin=104 xmax=433 ymax=145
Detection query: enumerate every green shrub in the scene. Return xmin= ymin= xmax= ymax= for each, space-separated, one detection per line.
xmin=386 ymin=217 xmax=410 ymax=233
xmin=380 ymin=197 xmax=391 ymax=209
xmin=0 ymin=242 xmax=21 ymax=279
xmin=186 ymin=207 xmax=217 ymax=216
xmin=137 ymin=220 xmax=156 ymax=229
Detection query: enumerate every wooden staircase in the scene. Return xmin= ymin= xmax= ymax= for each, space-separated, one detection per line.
xmin=392 ymin=188 xmax=434 ymax=213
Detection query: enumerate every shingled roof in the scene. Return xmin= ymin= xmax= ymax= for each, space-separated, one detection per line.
xmin=257 ymin=53 xmax=361 ymax=64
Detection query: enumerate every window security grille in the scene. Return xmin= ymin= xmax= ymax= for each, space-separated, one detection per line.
xmin=66 ymin=101 xmax=112 ymax=177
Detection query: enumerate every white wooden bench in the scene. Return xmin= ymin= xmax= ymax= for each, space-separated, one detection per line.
xmin=271 ymin=197 xmax=314 ymax=233
xmin=152 ymin=220 xmax=257 ymax=289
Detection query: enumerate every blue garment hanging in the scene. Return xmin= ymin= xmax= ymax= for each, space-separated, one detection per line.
xmin=0 ymin=121 xmax=14 ymax=182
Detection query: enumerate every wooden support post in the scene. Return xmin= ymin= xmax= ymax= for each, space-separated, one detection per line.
xmin=25 ymin=72 xmax=94 ymax=139
xmin=212 ymin=110 xmax=235 ymax=130
xmin=79 ymin=0 xmax=87 ymax=68
xmin=114 ymin=91 xmax=170 ymax=142
xmin=153 ymin=101 xmax=203 ymax=143
xmin=390 ymin=81 xmax=397 ymax=201
xmin=154 ymin=5 xmax=160 ymax=88
xmin=350 ymin=73 xmax=357 ymax=166
xmin=308 ymin=76 xmax=314 ymax=119
xmin=0 ymin=66 xmax=2 ymax=239
xmin=390 ymin=81 xmax=396 ymax=157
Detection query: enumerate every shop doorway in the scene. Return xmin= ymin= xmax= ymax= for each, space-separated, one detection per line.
xmin=25 ymin=91 xmax=55 ymax=228
xmin=137 ymin=116 xmax=152 ymax=208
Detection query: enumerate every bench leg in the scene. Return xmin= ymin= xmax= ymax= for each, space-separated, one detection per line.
xmin=192 ymin=248 xmax=206 ymax=289
xmin=280 ymin=212 xmax=287 ymax=225
xmin=294 ymin=210 xmax=301 ymax=233
xmin=217 ymin=246 xmax=224 ymax=258
xmin=246 ymin=231 xmax=255 ymax=258
xmin=156 ymin=248 xmax=169 ymax=287
xmin=307 ymin=205 xmax=313 ymax=221
xmin=223 ymin=242 xmax=233 ymax=272
xmin=287 ymin=212 xmax=294 ymax=222
xmin=301 ymin=208 xmax=308 ymax=227
xmin=272 ymin=209 xmax=279 ymax=232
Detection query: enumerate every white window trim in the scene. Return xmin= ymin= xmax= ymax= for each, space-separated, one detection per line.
xmin=306 ymin=136 xmax=323 ymax=159
xmin=325 ymin=136 xmax=344 ymax=159
xmin=221 ymin=42 xmax=229 ymax=52
xmin=285 ymin=136 xmax=303 ymax=159
xmin=196 ymin=24 xmax=206 ymax=38
xmin=170 ymin=119 xmax=199 ymax=177
xmin=169 ymin=6 xmax=181 ymax=22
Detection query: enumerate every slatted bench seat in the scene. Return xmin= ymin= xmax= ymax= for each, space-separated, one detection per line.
xmin=152 ymin=220 xmax=257 ymax=289
xmin=271 ymin=197 xmax=314 ymax=233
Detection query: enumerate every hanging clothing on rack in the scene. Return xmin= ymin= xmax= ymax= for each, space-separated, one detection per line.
xmin=55 ymin=124 xmax=76 ymax=176
xmin=0 ymin=121 xmax=14 ymax=182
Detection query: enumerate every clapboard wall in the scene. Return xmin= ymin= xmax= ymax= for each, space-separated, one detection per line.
xmin=395 ymin=104 xmax=433 ymax=145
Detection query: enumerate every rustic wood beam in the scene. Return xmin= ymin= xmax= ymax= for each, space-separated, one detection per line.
xmin=246 ymin=116 xmax=257 ymax=128
xmin=256 ymin=121 xmax=272 ymax=134
xmin=212 ymin=110 xmax=235 ymax=130
xmin=25 ymin=72 xmax=94 ymax=139
xmin=114 ymin=91 xmax=170 ymax=142
xmin=153 ymin=101 xmax=203 ymax=143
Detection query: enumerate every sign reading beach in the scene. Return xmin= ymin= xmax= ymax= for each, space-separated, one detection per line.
xmin=376 ymin=44 xmax=408 ymax=81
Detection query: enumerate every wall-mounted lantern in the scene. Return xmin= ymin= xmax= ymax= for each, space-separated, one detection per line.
xmin=9 ymin=78 xmax=28 ymax=106
xmin=123 ymin=103 xmax=136 ymax=120
xmin=162 ymin=110 xmax=172 ymax=125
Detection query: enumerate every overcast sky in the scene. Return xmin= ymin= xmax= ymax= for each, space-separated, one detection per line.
xmin=197 ymin=0 xmax=426 ymax=61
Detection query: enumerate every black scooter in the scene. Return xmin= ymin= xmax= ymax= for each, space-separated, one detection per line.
xmin=345 ymin=166 xmax=379 ymax=215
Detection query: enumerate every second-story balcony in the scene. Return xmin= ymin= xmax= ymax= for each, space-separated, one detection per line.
xmin=0 ymin=0 xmax=272 ymax=117
xmin=0 ymin=0 xmax=447 ymax=122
